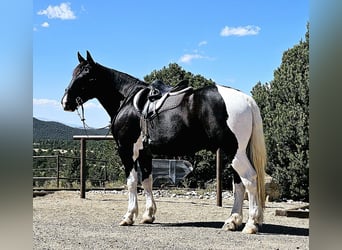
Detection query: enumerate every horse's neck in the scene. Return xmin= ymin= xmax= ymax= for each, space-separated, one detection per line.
xmin=95 ymin=64 xmax=146 ymax=119
xmin=97 ymin=91 xmax=122 ymax=120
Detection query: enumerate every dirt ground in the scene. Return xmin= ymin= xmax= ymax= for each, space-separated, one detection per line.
xmin=33 ymin=190 xmax=309 ymax=249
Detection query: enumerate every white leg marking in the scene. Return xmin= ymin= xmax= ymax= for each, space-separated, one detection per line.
xmin=232 ymin=182 xmax=245 ymax=215
xmin=141 ymin=174 xmax=157 ymax=224
xmin=223 ymin=182 xmax=245 ymax=231
xmin=120 ymin=169 xmax=138 ymax=226
xmin=241 ymin=176 xmax=261 ymax=234
xmin=232 ymin=151 xmax=261 ymax=233
xmin=132 ymin=133 xmax=144 ymax=161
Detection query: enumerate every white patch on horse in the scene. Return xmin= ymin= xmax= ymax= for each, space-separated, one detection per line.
xmin=132 ymin=133 xmax=144 ymax=161
xmin=216 ymin=84 xmax=265 ymax=234
xmin=61 ymin=94 xmax=68 ymax=109
xmin=223 ymin=182 xmax=245 ymax=230
xmin=231 ymin=182 xmax=245 ymax=215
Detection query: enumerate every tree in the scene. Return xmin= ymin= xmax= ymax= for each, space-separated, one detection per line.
xmin=144 ymin=63 xmax=215 ymax=88
xmin=251 ymin=25 xmax=309 ymax=201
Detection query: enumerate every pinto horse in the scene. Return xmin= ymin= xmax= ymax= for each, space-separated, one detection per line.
xmin=61 ymin=51 xmax=267 ymax=234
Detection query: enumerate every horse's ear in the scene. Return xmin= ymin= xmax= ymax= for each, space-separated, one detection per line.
xmin=86 ymin=51 xmax=96 ymax=65
xmin=78 ymin=52 xmax=86 ymax=63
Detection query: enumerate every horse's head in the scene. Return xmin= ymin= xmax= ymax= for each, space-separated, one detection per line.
xmin=62 ymin=51 xmax=98 ymax=111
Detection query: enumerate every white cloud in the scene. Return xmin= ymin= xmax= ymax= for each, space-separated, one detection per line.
xmin=179 ymin=52 xmax=215 ymax=64
xmin=84 ymin=102 xmax=102 ymax=109
xmin=179 ymin=54 xmax=204 ymax=64
xmin=37 ymin=2 xmax=76 ymax=20
xmin=41 ymin=22 xmax=49 ymax=28
xmin=33 ymin=98 xmax=60 ymax=107
xmin=198 ymin=41 xmax=207 ymax=47
xmin=33 ymin=98 xmax=102 ymax=109
xmin=220 ymin=25 xmax=261 ymax=37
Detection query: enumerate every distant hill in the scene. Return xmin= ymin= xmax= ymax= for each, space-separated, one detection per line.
xmin=33 ymin=118 xmax=109 ymax=140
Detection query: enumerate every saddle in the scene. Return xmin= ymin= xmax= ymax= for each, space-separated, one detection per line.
xmin=133 ymin=79 xmax=193 ymax=120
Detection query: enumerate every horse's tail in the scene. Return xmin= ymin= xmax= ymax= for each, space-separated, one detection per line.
xmin=248 ymin=98 xmax=267 ymax=210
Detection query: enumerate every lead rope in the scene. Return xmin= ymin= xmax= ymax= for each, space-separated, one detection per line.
xmin=75 ymin=97 xmax=112 ymax=137
xmin=76 ymin=97 xmax=89 ymax=137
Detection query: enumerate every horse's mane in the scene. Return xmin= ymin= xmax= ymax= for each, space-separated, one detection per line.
xmin=114 ymin=69 xmax=147 ymax=87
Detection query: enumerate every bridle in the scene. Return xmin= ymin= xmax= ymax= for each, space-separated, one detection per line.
xmin=71 ymin=67 xmax=145 ymax=139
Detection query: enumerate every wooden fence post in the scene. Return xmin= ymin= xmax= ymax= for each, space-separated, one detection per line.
xmin=216 ymin=148 xmax=222 ymax=207
xmin=56 ymin=154 xmax=60 ymax=188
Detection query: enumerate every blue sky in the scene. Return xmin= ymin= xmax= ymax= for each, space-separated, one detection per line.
xmin=33 ymin=0 xmax=308 ymax=128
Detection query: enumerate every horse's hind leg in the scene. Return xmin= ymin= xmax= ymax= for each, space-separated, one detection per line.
xmin=223 ymin=112 xmax=262 ymax=233
xmin=228 ymin=147 xmax=262 ymax=234
xmin=222 ymin=170 xmax=245 ymax=231
xmin=138 ymin=148 xmax=157 ymax=224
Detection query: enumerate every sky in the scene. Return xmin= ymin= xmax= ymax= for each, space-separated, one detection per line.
xmin=33 ymin=0 xmax=308 ymax=128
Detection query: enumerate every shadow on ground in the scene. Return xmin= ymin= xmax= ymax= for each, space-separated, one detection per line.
xmin=159 ymin=221 xmax=308 ymax=236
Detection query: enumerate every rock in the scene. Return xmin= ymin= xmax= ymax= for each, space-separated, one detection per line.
xmin=265 ymin=174 xmax=280 ymax=202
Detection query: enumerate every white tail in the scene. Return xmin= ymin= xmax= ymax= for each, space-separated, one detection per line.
xmin=248 ymin=98 xmax=267 ymax=210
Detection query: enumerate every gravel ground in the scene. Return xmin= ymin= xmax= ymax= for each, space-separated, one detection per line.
xmin=33 ymin=190 xmax=309 ymax=249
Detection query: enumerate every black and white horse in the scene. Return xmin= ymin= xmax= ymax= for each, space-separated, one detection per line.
xmin=61 ymin=51 xmax=267 ymax=234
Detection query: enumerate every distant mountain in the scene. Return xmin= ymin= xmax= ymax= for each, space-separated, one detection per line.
xmin=33 ymin=118 xmax=109 ymax=140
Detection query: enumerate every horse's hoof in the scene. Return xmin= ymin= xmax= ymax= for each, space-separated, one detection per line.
xmin=140 ymin=216 xmax=155 ymax=224
xmin=119 ymin=219 xmax=134 ymax=226
xmin=222 ymin=221 xmax=237 ymax=231
xmin=242 ymin=224 xmax=258 ymax=234
xmin=222 ymin=213 xmax=242 ymax=231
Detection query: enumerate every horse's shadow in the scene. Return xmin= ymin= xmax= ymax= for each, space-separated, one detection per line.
xmin=160 ymin=221 xmax=309 ymax=236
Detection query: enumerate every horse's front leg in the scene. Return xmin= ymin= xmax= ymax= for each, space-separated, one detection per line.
xmin=118 ymin=146 xmax=139 ymax=226
xmin=138 ymin=149 xmax=157 ymax=224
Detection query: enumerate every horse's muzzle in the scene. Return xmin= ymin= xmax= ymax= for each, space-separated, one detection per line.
xmin=62 ymin=103 xmax=77 ymax=112
xmin=61 ymin=93 xmax=77 ymax=112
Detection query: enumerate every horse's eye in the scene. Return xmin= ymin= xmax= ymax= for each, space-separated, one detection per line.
xmin=84 ymin=67 xmax=89 ymax=73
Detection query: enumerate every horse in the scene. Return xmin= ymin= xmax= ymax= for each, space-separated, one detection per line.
xmin=61 ymin=51 xmax=267 ymax=234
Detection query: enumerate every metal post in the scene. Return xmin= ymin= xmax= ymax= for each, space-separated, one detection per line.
xmin=216 ymin=148 xmax=222 ymax=207
xmin=80 ymin=138 xmax=86 ymax=198
xmin=56 ymin=154 xmax=60 ymax=188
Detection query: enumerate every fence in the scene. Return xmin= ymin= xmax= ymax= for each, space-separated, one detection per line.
xmin=33 ymin=135 xmax=224 ymax=206
xmin=33 ymin=154 xmax=109 ymax=189
xmin=73 ymin=135 xmax=223 ymax=206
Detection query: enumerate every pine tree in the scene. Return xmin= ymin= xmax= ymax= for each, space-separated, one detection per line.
xmin=144 ymin=63 xmax=215 ymax=88
xmin=252 ymin=25 xmax=309 ymax=200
